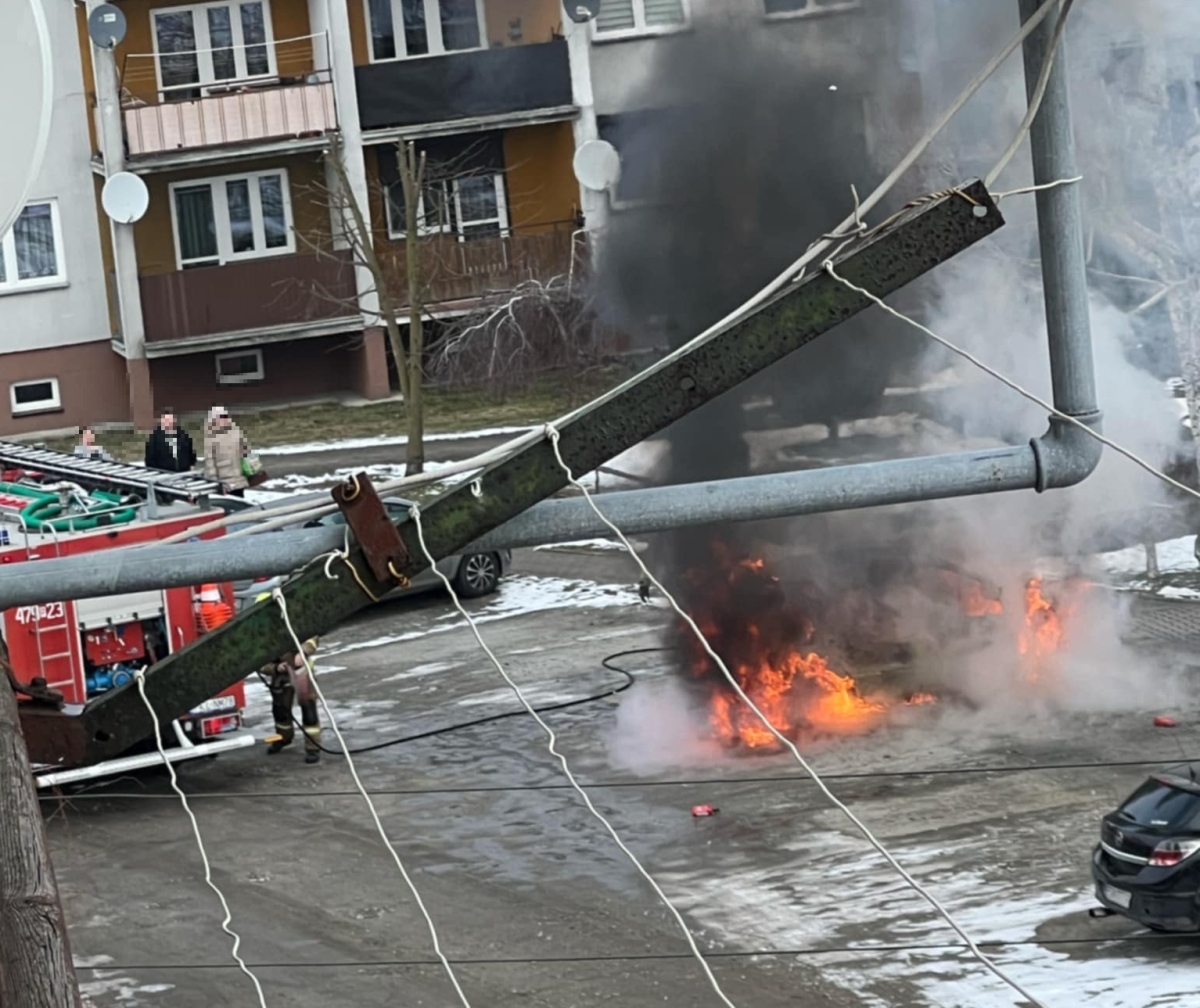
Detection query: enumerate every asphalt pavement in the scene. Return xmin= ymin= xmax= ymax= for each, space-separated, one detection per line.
xmin=43 ymin=545 xmax=1200 ymax=1008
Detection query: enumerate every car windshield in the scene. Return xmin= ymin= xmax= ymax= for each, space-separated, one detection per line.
xmin=1117 ymin=779 xmax=1200 ymax=830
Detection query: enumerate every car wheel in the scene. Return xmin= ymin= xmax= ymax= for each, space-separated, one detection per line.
xmin=453 ymin=552 xmax=501 ymax=598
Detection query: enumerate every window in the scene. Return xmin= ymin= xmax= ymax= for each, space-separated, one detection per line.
xmin=366 ymin=0 xmax=483 ymax=61
xmin=763 ymin=0 xmax=861 ymax=18
xmin=215 ymin=348 xmax=265 ymax=384
xmin=170 ymin=169 xmax=293 ymax=268
xmin=0 ymin=201 xmax=65 ymax=294
xmin=595 ymin=0 xmax=686 ymax=36
xmin=153 ymin=1 xmax=274 ymax=100
xmin=385 ymin=174 xmax=508 ymax=241
xmin=10 ymin=378 xmax=61 ymax=417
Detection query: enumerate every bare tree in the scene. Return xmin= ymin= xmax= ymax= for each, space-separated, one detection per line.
xmin=430 ymin=263 xmax=617 ymax=404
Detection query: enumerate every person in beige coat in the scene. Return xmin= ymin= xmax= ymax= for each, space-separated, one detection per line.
xmin=203 ymin=406 xmax=249 ymax=496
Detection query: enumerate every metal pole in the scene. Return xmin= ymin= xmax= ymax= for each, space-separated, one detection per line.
xmin=1019 ymin=0 xmax=1098 ymax=422
xmin=0 ymin=445 xmax=1038 ymax=610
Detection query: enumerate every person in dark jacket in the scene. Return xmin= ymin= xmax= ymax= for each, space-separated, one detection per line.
xmin=144 ymin=409 xmax=196 ymax=473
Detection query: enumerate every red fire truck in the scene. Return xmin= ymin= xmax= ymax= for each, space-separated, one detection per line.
xmin=0 ymin=440 xmax=255 ymax=788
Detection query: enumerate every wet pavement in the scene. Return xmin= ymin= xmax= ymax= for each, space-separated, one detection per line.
xmin=45 ymin=547 xmax=1200 ymax=1008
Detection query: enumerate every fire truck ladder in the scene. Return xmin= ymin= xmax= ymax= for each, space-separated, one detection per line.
xmin=0 ymin=441 xmax=221 ymax=504
xmin=30 ymin=608 xmax=75 ymax=693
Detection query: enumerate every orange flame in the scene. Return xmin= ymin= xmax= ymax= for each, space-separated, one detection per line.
xmin=1018 ymin=577 xmax=1068 ymax=681
xmin=963 ymin=582 xmax=1004 ymax=617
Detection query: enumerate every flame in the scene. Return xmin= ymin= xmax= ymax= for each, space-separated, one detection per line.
xmin=678 ymin=544 xmax=887 ymax=750
xmin=905 ymin=692 xmax=938 ymax=706
xmin=963 ymin=582 xmax=1004 ymax=617
xmin=1018 ymin=577 xmax=1069 ymax=682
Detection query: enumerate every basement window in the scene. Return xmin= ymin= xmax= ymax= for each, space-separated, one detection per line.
xmin=215 ymin=348 xmax=264 ymax=384
xmin=10 ymin=377 xmax=62 ymax=416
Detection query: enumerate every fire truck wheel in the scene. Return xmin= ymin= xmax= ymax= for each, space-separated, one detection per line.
xmin=453 ymin=553 xmax=501 ymax=598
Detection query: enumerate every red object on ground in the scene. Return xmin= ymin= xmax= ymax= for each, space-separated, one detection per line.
xmin=1154 ymin=716 xmax=1178 ymax=728
xmin=691 ymin=805 xmax=718 ymax=817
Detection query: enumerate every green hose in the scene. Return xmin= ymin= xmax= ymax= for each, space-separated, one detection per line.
xmin=0 ymin=482 xmax=138 ymax=532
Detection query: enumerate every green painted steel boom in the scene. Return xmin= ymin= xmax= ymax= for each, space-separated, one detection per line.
xmin=21 ymin=182 xmax=1003 ymax=766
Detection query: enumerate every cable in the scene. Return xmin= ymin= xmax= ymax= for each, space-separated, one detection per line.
xmin=542 ymin=427 xmax=1048 ymax=1008
xmin=132 ymin=671 xmax=269 ymax=1008
xmin=822 ymin=262 xmax=1200 ymax=508
xmin=408 ymin=507 xmax=741 ymax=1008
xmin=270 ymin=590 xmax=473 ymax=1008
xmin=137 ymin=0 xmax=1073 ymax=551
xmin=984 ymin=0 xmax=1079 ymax=189
xmin=72 ymin=927 xmax=1200 ymax=972
xmin=256 ymin=662 xmax=634 ymax=756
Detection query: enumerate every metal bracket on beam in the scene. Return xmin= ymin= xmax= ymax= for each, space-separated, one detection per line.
xmin=331 ymin=472 xmax=411 ymax=587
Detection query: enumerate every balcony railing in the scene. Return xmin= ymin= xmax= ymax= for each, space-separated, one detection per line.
xmin=356 ymin=40 xmax=573 ymax=131
xmin=140 ymin=252 xmax=356 ymax=343
xmin=378 ymin=223 xmax=580 ymax=309
xmin=119 ymin=33 xmax=336 ymax=158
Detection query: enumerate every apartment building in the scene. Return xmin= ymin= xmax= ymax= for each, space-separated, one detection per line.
xmin=1 ymin=0 xmax=905 ymax=436
xmin=1 ymin=0 xmax=592 ymax=436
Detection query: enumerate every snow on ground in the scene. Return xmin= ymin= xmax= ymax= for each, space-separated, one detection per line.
xmin=1096 ymin=535 xmax=1196 ymax=577
xmin=321 ymin=575 xmax=652 ymax=658
xmin=258 ymin=426 xmax=535 ymax=456
xmin=260 ymin=460 xmax=457 ymax=493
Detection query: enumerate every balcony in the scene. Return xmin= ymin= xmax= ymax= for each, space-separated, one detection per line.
xmin=118 ymin=34 xmax=337 ymax=166
xmin=378 ymin=222 xmax=580 ymax=311
xmin=356 ymin=40 xmax=573 ymax=134
xmin=139 ymin=252 xmax=357 ymax=349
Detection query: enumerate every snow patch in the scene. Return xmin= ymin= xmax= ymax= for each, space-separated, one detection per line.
xmin=259 ymin=426 xmax=535 ymax=456
xmin=1096 ymin=536 xmax=1195 ymax=576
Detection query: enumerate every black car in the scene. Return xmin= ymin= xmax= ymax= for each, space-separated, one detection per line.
xmin=1092 ymin=766 xmax=1200 ymax=931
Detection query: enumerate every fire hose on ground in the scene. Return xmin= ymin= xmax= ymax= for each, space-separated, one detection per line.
xmin=259 ymin=647 xmax=658 ymax=757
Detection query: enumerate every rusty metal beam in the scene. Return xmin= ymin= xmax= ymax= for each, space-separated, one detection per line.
xmin=24 ymin=182 xmax=1003 ymax=766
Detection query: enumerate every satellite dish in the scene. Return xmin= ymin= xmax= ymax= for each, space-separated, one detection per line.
xmin=101 ymin=172 xmax=150 ymax=224
xmin=88 ymin=4 xmax=128 ymax=49
xmin=563 ymin=0 xmax=601 ymax=23
xmin=573 ymin=139 xmax=621 ymax=192
xmin=0 ymin=0 xmax=53 ymax=240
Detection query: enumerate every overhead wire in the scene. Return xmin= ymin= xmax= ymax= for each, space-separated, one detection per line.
xmin=270 ymin=589 xmax=474 ymax=1008
xmin=408 ymin=506 xmax=741 ymax=1008
xmin=541 ymin=426 xmax=1049 ymax=1008
xmin=822 ymin=262 xmax=1200 ymax=507
xmin=132 ymin=671 xmax=269 ymax=1008
xmin=141 ymin=0 xmax=1073 ymax=546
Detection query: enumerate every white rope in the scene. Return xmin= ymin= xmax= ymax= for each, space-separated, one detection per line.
xmin=147 ymin=0 xmax=1071 ymax=548
xmin=132 ymin=671 xmax=269 ymax=1008
xmin=822 ymin=262 xmax=1200 ymax=506
xmin=407 ymin=505 xmax=740 ymax=1008
xmin=541 ymin=426 xmax=1048 ymax=1008
xmin=270 ymin=589 xmax=472 ymax=1008
xmin=990 ymin=175 xmax=1082 ymax=202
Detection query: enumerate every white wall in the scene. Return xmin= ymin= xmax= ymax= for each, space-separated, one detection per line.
xmin=0 ymin=0 xmax=111 ymax=355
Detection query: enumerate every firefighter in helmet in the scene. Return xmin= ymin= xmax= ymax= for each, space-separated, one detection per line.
xmin=256 ymin=593 xmax=322 ymax=764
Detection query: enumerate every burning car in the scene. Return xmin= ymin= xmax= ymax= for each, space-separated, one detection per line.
xmin=1093 ymin=767 xmax=1200 ymax=931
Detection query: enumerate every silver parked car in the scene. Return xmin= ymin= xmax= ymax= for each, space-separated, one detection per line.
xmin=219 ymin=494 xmax=511 ymax=609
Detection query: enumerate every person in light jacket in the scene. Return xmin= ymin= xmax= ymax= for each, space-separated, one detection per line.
xmin=203 ymin=406 xmax=249 ymax=496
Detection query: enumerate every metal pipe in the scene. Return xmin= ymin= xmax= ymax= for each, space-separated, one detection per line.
xmin=0 ymin=0 xmax=1103 ymax=612
xmin=1020 ymin=0 xmax=1102 ymax=491
xmin=0 ymin=446 xmax=1039 ymax=610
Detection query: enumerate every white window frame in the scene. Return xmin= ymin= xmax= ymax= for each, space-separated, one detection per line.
xmin=364 ymin=0 xmax=487 ymax=62
xmin=169 ymin=168 xmax=295 ymax=269
xmin=151 ymin=0 xmax=277 ymax=100
xmin=763 ymin=0 xmax=861 ymax=21
xmin=451 ymin=174 xmax=509 ymax=243
xmin=593 ymin=0 xmax=690 ymax=41
xmin=10 ymin=378 xmax=62 ymax=417
xmin=215 ymin=348 xmax=265 ymax=385
xmin=385 ymin=173 xmax=509 ymax=242
xmin=0 ymin=200 xmax=67 ymax=295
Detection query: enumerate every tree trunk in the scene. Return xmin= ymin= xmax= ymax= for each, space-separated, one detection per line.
xmin=401 ymin=142 xmax=427 ymax=476
xmin=0 ymin=649 xmax=83 ymax=1008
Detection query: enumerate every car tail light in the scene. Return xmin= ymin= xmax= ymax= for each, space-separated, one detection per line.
xmin=1148 ymin=839 xmax=1200 ymax=867
xmin=200 ymin=714 xmax=240 ymax=738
